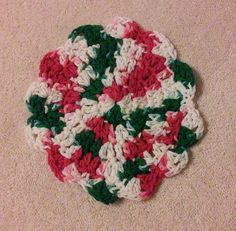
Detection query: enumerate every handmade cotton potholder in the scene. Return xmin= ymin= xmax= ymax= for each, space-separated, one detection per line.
xmin=25 ymin=17 xmax=204 ymax=204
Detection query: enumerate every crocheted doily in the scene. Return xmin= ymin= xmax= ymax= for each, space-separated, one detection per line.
xmin=25 ymin=17 xmax=204 ymax=204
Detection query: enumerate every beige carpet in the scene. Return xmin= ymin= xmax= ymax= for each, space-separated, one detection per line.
xmin=0 ymin=1 xmax=235 ymax=230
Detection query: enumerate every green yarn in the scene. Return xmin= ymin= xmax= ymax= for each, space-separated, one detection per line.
xmin=128 ymin=108 xmax=148 ymax=137
xmin=122 ymin=100 xmax=183 ymax=136
xmin=80 ymin=78 xmax=104 ymax=101
xmin=89 ymin=34 xmax=122 ymax=75
xmin=69 ymin=24 xmax=122 ymax=76
xmin=144 ymin=97 xmax=183 ymax=130
xmin=145 ymin=107 xmax=167 ymax=121
xmin=74 ymin=130 xmax=102 ymax=156
xmin=135 ymin=157 xmax=146 ymax=166
xmin=87 ymin=180 xmax=119 ymax=205
xmin=74 ymin=130 xmax=95 ymax=154
xmin=26 ymin=95 xmax=65 ymax=134
xmin=170 ymin=126 xmax=198 ymax=153
xmin=90 ymin=138 xmax=102 ymax=158
xmin=104 ymin=103 xmax=181 ymax=136
xmin=169 ymin=146 xmax=186 ymax=154
xmin=68 ymin=25 xmax=104 ymax=45
xmin=45 ymin=104 xmax=65 ymax=135
xmin=104 ymin=104 xmax=126 ymax=128
xmin=119 ymin=159 xmax=149 ymax=184
xmin=128 ymin=106 xmax=169 ymax=136
xmin=135 ymin=157 xmax=149 ymax=172
xmin=162 ymin=97 xmax=182 ymax=112
xmin=72 ymin=25 xmax=122 ymax=101
xmin=171 ymin=60 xmax=195 ymax=87
xmin=119 ymin=160 xmax=140 ymax=183
xmin=176 ymin=126 xmax=198 ymax=149
xmin=26 ymin=95 xmax=46 ymax=114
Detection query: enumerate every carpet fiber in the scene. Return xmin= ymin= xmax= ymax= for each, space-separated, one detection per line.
xmin=0 ymin=1 xmax=235 ymax=230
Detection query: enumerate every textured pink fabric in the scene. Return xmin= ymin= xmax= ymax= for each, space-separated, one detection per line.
xmin=0 ymin=0 xmax=235 ymax=230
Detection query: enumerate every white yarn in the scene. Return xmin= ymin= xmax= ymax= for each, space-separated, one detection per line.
xmin=25 ymin=80 xmax=49 ymax=100
xmin=165 ymin=150 xmax=189 ymax=177
xmin=143 ymin=142 xmax=171 ymax=166
xmin=52 ymin=127 xmax=77 ymax=158
xmin=146 ymin=89 xmax=164 ymax=108
xmin=101 ymin=68 xmax=115 ymax=87
xmin=114 ymin=143 xmax=126 ymax=163
xmin=104 ymin=16 xmax=132 ymax=38
xmin=116 ymin=177 xmax=141 ymax=200
xmin=117 ymin=94 xmax=134 ymax=117
xmin=79 ymin=98 xmax=99 ymax=121
xmin=100 ymin=37 xmax=145 ymax=90
xmin=115 ymin=124 xmax=134 ymax=145
xmin=97 ymin=94 xmax=115 ymax=115
xmin=103 ymin=159 xmax=123 ymax=185
xmin=102 ymin=157 xmax=142 ymax=200
xmin=176 ymin=82 xmax=196 ymax=103
xmin=25 ymin=80 xmax=62 ymax=104
xmin=53 ymin=109 xmax=86 ymax=157
xmin=58 ymin=37 xmax=90 ymax=64
xmin=160 ymin=76 xmax=180 ymax=100
xmin=151 ymin=31 xmax=177 ymax=65
xmin=181 ymin=106 xmax=204 ymax=139
xmin=62 ymin=163 xmax=91 ymax=189
xmin=25 ymin=125 xmax=49 ymax=152
xmin=115 ymin=38 xmax=144 ymax=73
xmin=99 ymin=142 xmax=116 ymax=161
xmin=145 ymin=117 xmax=168 ymax=136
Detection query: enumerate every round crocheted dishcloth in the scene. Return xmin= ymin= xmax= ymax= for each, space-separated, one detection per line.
xmin=25 ymin=17 xmax=204 ymax=204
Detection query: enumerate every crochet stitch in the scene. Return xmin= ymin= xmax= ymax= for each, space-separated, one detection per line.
xmin=25 ymin=17 xmax=204 ymax=204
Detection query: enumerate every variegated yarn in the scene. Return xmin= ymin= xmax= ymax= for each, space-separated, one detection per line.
xmin=25 ymin=17 xmax=204 ymax=204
